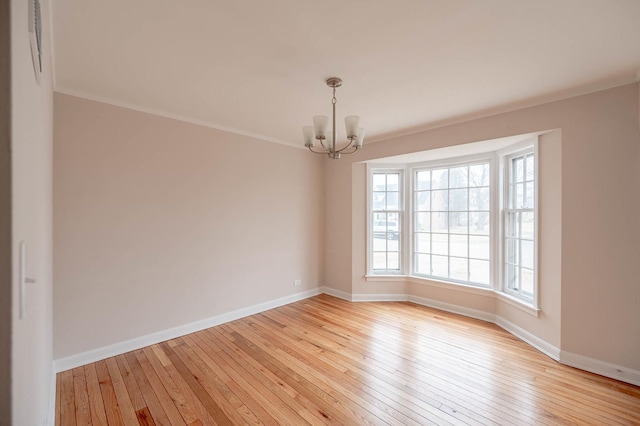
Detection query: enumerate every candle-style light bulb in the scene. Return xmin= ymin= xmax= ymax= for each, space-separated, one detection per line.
xmin=303 ymin=126 xmax=315 ymax=147
xmin=355 ymin=128 xmax=365 ymax=148
xmin=345 ymin=115 xmax=360 ymax=139
xmin=313 ymin=115 xmax=329 ymax=139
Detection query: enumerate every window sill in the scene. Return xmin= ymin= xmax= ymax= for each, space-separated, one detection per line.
xmin=365 ymin=275 xmax=407 ymax=282
xmin=496 ymin=292 xmax=540 ymax=317
xmin=408 ymin=276 xmax=494 ymax=296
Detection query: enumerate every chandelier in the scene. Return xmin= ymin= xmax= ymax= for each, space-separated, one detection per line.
xmin=303 ymin=78 xmax=365 ymax=159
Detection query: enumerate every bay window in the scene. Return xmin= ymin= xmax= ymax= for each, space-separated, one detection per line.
xmin=367 ymin=140 xmax=538 ymax=306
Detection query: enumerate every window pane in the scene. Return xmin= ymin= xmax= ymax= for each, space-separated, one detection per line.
xmin=506 ymin=264 xmax=518 ymax=290
xmin=372 ymin=212 xmax=386 ymax=222
xmin=415 ymin=253 xmax=430 ymax=275
xmin=522 ymin=268 xmax=534 ymax=297
xmin=506 ymin=238 xmax=518 ymax=264
xmin=388 ymin=212 xmax=399 ymax=224
xmin=373 ymin=235 xmax=387 ymax=251
xmin=387 ymin=173 xmax=399 ymax=190
xmin=521 ymin=240 xmax=534 ymax=269
xmin=415 ymin=212 xmax=430 ymax=232
xmin=431 ymin=169 xmax=448 ymax=190
xmin=387 ymin=252 xmax=400 ymax=270
xmin=516 ymin=183 xmax=524 ymax=208
xmin=449 ymin=212 xmax=468 ymax=234
xmin=508 ymin=184 xmax=517 ymax=209
xmin=416 ymin=171 xmax=431 ymax=190
xmin=415 ymin=191 xmax=430 ymax=211
xmin=431 ymin=190 xmax=448 ymax=211
xmin=470 ymin=260 xmax=490 ymax=285
xmin=526 ymin=155 xmax=534 ymax=181
xmin=469 ymin=235 xmax=490 ymax=260
xmin=373 ymin=214 xmax=388 ymax=240
xmin=387 ymin=236 xmax=400 ymax=251
xmin=469 ymin=212 xmax=489 ymax=235
xmin=431 ymin=212 xmax=448 ymax=233
xmin=524 ymin=182 xmax=534 ymax=209
xmin=387 ymin=192 xmax=399 ymax=210
xmin=372 ymin=209 xmax=401 ymax=243
xmin=432 ymin=255 xmax=448 ymax=278
xmin=521 ymin=212 xmax=534 ymax=240
xmin=450 ymin=257 xmax=468 ymax=281
xmin=373 ymin=174 xmax=386 ymax=190
xmin=450 ymin=166 xmax=468 ymax=188
xmin=469 ymin=164 xmax=490 ymax=187
xmin=506 ymin=212 xmax=519 ymax=238
xmin=514 ymin=157 xmax=524 ymax=183
xmin=449 ymin=188 xmax=468 ymax=211
xmin=432 ymin=234 xmax=448 ymax=255
xmin=469 ymin=187 xmax=490 ymax=210
xmin=415 ymin=233 xmax=430 ymax=253
xmin=373 ymin=192 xmax=386 ymax=210
xmin=373 ymin=252 xmax=386 ymax=270
xmin=450 ymin=234 xmax=468 ymax=257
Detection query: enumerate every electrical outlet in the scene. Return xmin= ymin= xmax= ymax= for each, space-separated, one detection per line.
xmin=294 ymin=279 xmax=302 ymax=287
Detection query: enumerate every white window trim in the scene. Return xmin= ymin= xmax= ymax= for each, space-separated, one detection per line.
xmin=497 ymin=139 xmax=539 ymax=309
xmin=366 ymin=165 xmax=405 ymax=276
xmin=408 ymin=153 xmax=496 ymax=288
xmin=496 ymin=291 xmax=541 ymax=317
xmin=364 ymin=275 xmax=407 ymax=282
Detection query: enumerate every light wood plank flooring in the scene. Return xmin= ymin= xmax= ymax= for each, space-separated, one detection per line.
xmin=56 ymin=294 xmax=640 ymax=425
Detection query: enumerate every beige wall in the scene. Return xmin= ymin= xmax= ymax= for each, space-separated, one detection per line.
xmin=325 ymin=83 xmax=640 ymax=371
xmin=53 ymin=94 xmax=325 ymax=358
xmin=560 ymin=85 xmax=640 ymax=368
xmin=11 ymin=0 xmax=55 ymax=423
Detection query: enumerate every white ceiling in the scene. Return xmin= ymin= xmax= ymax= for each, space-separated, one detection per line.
xmin=52 ymin=0 xmax=640 ymax=148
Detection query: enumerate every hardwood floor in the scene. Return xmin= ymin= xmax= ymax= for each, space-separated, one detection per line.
xmin=56 ymin=294 xmax=640 ymax=425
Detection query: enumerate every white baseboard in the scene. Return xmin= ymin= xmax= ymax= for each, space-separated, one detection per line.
xmin=408 ymin=294 xmax=496 ymax=323
xmin=352 ymin=293 xmax=409 ymax=302
xmin=320 ymin=286 xmax=353 ymax=301
xmin=495 ymin=316 xmax=560 ymax=360
xmin=54 ymin=288 xmax=322 ymax=372
xmin=560 ymin=350 xmax=640 ymax=387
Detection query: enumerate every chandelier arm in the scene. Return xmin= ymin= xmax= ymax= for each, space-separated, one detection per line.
xmin=337 ymin=146 xmax=360 ymax=155
xmin=318 ymin=138 xmax=329 ymax=152
xmin=307 ymin=146 xmax=329 ymax=155
xmin=334 ymin=138 xmax=357 ymax=153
